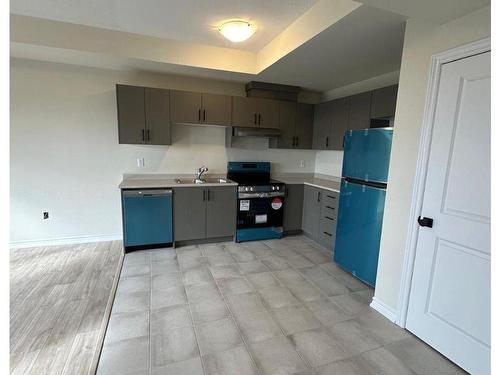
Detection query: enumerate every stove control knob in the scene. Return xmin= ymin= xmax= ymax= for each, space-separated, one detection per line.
xmin=250 ymin=187 xmax=254 ymax=191
xmin=245 ymin=187 xmax=250 ymax=192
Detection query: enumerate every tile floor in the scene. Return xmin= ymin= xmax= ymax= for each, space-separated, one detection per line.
xmin=96 ymin=235 xmax=467 ymax=375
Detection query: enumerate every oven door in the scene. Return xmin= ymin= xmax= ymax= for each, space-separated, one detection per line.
xmin=237 ymin=193 xmax=284 ymax=229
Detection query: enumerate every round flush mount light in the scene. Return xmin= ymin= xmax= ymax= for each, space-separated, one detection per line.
xmin=218 ymin=20 xmax=256 ymax=43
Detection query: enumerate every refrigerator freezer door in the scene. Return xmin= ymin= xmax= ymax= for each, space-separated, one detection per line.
xmin=342 ymin=128 xmax=393 ymax=183
xmin=333 ymin=179 xmax=386 ymax=286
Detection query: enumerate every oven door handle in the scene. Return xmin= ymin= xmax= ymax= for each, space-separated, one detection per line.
xmin=238 ymin=192 xmax=285 ymax=199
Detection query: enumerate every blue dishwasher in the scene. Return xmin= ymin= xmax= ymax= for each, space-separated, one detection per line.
xmin=121 ymin=189 xmax=173 ymax=251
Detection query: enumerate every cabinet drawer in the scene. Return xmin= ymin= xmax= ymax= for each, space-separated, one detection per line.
xmin=319 ymin=217 xmax=337 ymax=238
xmin=318 ymin=229 xmax=335 ymax=250
xmin=322 ymin=192 xmax=339 ymax=210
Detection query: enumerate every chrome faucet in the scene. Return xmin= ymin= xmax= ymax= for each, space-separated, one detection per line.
xmin=194 ymin=166 xmax=208 ymax=184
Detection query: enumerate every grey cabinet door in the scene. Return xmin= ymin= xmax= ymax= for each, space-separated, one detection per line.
xmin=232 ymin=96 xmax=258 ymax=127
xmin=370 ymin=84 xmax=398 ymax=118
xmin=312 ymin=101 xmax=333 ymax=150
xmin=302 ymin=185 xmax=321 ymax=239
xmin=330 ymin=97 xmax=350 ymax=150
xmin=202 ymin=93 xmax=232 ymax=126
xmin=277 ymin=101 xmax=296 ymax=148
xmin=348 ymin=92 xmax=372 ymax=130
xmin=116 ymin=85 xmax=146 ymax=145
xmin=284 ymin=184 xmax=304 ymax=231
xmin=145 ymin=88 xmax=171 ymax=145
xmin=257 ymin=98 xmax=279 ymax=129
xmin=170 ymin=90 xmax=202 ymax=124
xmin=295 ymin=103 xmax=314 ymax=149
xmin=206 ymin=186 xmax=237 ymax=238
xmin=173 ymin=187 xmax=206 ymax=241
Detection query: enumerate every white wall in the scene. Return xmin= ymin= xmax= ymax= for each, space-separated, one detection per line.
xmin=374 ymin=6 xmax=491 ymax=311
xmin=10 ymin=59 xmax=319 ymax=244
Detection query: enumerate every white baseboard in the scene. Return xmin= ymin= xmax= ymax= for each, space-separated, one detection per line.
xmin=370 ymin=297 xmax=398 ymax=323
xmin=10 ymin=233 xmax=123 ymax=249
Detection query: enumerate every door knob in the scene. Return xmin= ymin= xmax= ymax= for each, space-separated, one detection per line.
xmin=417 ymin=216 xmax=433 ymax=228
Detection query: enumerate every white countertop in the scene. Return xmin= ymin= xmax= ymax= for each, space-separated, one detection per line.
xmin=275 ymin=176 xmax=341 ymax=193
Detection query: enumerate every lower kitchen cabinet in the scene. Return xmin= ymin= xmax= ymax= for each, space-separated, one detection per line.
xmin=283 ymin=184 xmax=304 ymax=232
xmin=173 ymin=186 xmax=237 ymax=242
xmin=301 ymin=185 xmax=339 ymax=250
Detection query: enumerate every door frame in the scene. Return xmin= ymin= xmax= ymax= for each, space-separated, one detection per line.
xmin=395 ymin=37 xmax=491 ymax=328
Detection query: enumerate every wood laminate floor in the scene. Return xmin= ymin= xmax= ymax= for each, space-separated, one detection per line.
xmin=10 ymin=241 xmax=124 ymax=375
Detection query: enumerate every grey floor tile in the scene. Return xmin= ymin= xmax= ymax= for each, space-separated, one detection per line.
xmin=270 ymin=305 xmax=321 ymax=335
xmin=261 ymin=256 xmax=291 ymax=271
xmin=360 ymin=347 xmax=415 ymax=375
xmin=286 ymin=281 xmax=325 ymax=303
xmin=298 ymin=266 xmax=350 ymax=296
xmin=190 ymin=297 xmax=230 ymax=324
xmin=105 ymin=311 xmax=149 ymax=344
xmin=283 ymin=254 xmax=314 ymax=269
xmin=182 ymin=267 xmax=214 ymax=286
xmin=258 ymin=286 xmax=301 ymax=309
xmin=355 ymin=310 xmax=410 ymax=345
xmin=249 ymin=336 xmax=308 ymax=375
xmin=207 ymin=254 xmax=236 ymax=267
xmin=124 ymin=251 xmax=150 ymax=265
xmin=332 ymin=271 xmax=371 ymax=292
xmin=151 ymin=260 xmax=180 ymax=275
xmin=116 ymin=275 xmax=150 ymax=294
xmin=315 ymin=357 xmax=373 ymax=375
xmin=176 ymin=247 xmax=202 ymax=257
xmin=328 ymin=319 xmax=382 ymax=357
xmin=217 ymin=277 xmax=254 ymax=295
xmin=98 ymin=335 xmax=149 ymax=375
xmin=112 ymin=291 xmax=149 ymax=314
xmin=246 ymin=272 xmax=281 ymax=290
xmin=151 ymin=357 xmax=204 ymax=375
xmin=186 ymin=282 xmax=222 ymax=305
xmin=290 ymin=328 xmax=350 ymax=367
xmin=200 ymin=244 xmax=227 ymax=257
xmin=120 ymin=263 xmax=150 ymax=278
xmin=385 ymin=336 xmax=468 ymax=375
xmin=210 ymin=265 xmax=241 ymax=280
xmin=196 ymin=318 xmax=244 ymax=355
xmin=273 ymin=268 xmax=306 ymax=285
xmin=329 ymin=292 xmax=371 ymax=317
xmin=151 ymin=286 xmax=187 ymax=310
xmin=318 ymin=262 xmax=346 ymax=276
xmin=234 ymin=310 xmax=283 ymax=343
xmin=152 ymin=272 xmax=183 ymax=291
xmin=304 ymin=298 xmax=350 ymax=326
xmin=151 ymin=325 xmax=199 ymax=366
xmin=150 ymin=248 xmax=177 ymax=262
xmin=300 ymin=249 xmax=331 ymax=265
xmin=225 ymin=292 xmax=266 ymax=317
xmin=151 ymin=304 xmax=192 ymax=331
xmin=227 ymin=249 xmax=257 ymax=262
xmin=203 ymin=346 xmax=259 ymax=375
xmin=178 ymin=255 xmax=209 ymax=270
xmin=237 ymin=260 xmax=270 ymax=275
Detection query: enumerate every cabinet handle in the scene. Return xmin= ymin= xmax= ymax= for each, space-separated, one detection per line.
xmin=327 ymin=195 xmax=336 ymax=199
xmin=258 ymin=113 xmax=261 ymax=125
xmin=147 ymin=129 xmax=151 ymax=142
xmin=325 ymin=216 xmax=334 ymax=221
xmin=198 ymin=109 xmax=201 ymax=122
xmin=141 ymin=129 xmax=145 ymax=143
xmin=323 ymin=231 xmax=332 ymax=237
xmin=207 ymin=189 xmax=210 ymax=201
xmin=203 ymin=189 xmax=206 ymax=201
xmin=254 ymin=113 xmax=257 ymax=125
xmin=342 ymin=135 xmax=345 ymax=148
xmin=295 ymin=136 xmax=299 ymax=147
xmin=326 ymin=136 xmax=329 ymax=148
xmin=325 ymin=205 xmax=335 ymax=210
xmin=317 ymin=191 xmax=321 ymax=202
xmin=292 ymin=136 xmax=295 ymax=146
xmin=203 ymin=109 xmax=206 ymax=122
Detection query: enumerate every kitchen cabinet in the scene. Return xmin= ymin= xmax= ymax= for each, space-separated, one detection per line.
xmin=301 ymin=185 xmax=339 ymax=250
xmin=370 ymin=84 xmax=398 ymax=118
xmin=348 ymin=91 xmax=372 ymax=130
xmin=173 ymin=186 xmax=237 ymax=242
xmin=329 ymin=97 xmax=350 ymax=150
xmin=295 ymin=103 xmax=314 ymax=149
xmin=273 ymin=102 xmax=314 ymax=150
xmin=276 ymin=101 xmax=296 ymax=148
xmin=116 ymin=84 xmax=171 ymax=145
xmin=232 ymin=96 xmax=279 ymax=128
xmin=312 ymin=101 xmax=334 ymax=150
xmin=170 ymin=90 xmax=231 ymax=126
xmin=283 ymin=184 xmax=304 ymax=232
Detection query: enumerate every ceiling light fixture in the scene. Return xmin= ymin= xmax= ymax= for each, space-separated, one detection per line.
xmin=218 ymin=20 xmax=256 ymax=43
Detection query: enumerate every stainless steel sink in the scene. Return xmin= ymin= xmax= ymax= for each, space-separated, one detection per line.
xmin=175 ymin=178 xmax=231 ymax=184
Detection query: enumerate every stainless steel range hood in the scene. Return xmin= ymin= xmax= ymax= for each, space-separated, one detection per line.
xmin=230 ymin=127 xmax=281 ymax=138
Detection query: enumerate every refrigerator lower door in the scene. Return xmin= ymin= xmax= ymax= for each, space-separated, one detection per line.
xmin=333 ymin=180 xmax=386 ymax=286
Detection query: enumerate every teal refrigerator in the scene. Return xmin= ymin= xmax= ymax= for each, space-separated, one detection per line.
xmin=333 ymin=128 xmax=393 ymax=287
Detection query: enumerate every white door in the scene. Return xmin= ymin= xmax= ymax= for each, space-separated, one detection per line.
xmin=407 ymin=51 xmax=490 ymax=375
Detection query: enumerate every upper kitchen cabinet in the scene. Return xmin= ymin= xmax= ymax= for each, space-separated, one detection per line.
xmin=170 ymin=90 xmax=232 ymax=126
xmin=370 ymin=84 xmax=398 ymax=119
xmin=276 ymin=101 xmax=296 ymax=148
xmin=348 ymin=91 xmax=372 ymax=130
xmin=116 ymin=84 xmax=171 ymax=145
xmin=295 ymin=103 xmax=314 ymax=149
xmin=312 ymin=100 xmax=334 ymax=150
xmin=329 ymin=97 xmax=350 ymax=150
xmin=232 ymin=96 xmax=279 ymax=128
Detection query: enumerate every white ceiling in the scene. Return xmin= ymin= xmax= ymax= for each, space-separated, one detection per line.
xmin=257 ymin=5 xmax=406 ymax=90
xmin=10 ymin=0 xmax=317 ymax=51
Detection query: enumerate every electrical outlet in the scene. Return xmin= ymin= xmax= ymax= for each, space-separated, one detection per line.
xmin=137 ymin=158 xmax=145 ymax=168
xmin=300 ymin=160 xmax=305 ymax=168
xmin=43 ymin=212 xmax=49 ymax=220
